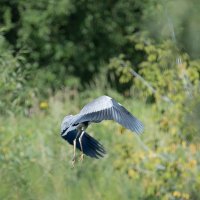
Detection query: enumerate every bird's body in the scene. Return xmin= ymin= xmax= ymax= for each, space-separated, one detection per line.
xmin=61 ymin=95 xmax=144 ymax=164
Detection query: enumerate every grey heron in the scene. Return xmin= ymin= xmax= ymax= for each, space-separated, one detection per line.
xmin=61 ymin=95 xmax=144 ymax=166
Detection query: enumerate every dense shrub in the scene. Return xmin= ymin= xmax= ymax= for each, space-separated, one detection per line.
xmin=0 ymin=0 xmax=147 ymax=87
xmin=108 ymin=33 xmax=200 ymax=199
xmin=0 ymin=32 xmax=34 ymax=114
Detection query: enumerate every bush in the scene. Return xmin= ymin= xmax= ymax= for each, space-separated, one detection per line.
xmin=0 ymin=32 xmax=34 ymax=114
xmin=0 ymin=0 xmax=148 ymax=87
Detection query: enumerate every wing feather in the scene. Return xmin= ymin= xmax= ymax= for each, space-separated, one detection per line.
xmin=62 ymin=129 xmax=106 ymax=159
xmin=72 ymin=96 xmax=144 ymax=134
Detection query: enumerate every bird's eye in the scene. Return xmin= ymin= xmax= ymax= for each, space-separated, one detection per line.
xmin=72 ymin=123 xmax=78 ymax=126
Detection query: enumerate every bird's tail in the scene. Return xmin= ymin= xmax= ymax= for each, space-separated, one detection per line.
xmin=62 ymin=130 xmax=106 ymax=159
xmin=74 ymin=132 xmax=105 ymax=159
xmin=79 ymin=132 xmax=106 ymax=159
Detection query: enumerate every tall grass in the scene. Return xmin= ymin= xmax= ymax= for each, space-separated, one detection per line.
xmin=0 ymin=91 xmax=150 ymax=200
xmin=1 ymin=91 xmax=199 ymax=200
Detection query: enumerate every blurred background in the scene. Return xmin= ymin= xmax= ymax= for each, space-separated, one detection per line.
xmin=0 ymin=0 xmax=200 ymax=199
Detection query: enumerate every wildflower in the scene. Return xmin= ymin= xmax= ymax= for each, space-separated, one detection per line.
xmin=39 ymin=101 xmax=48 ymax=110
xmin=188 ymin=159 xmax=197 ymax=168
xmin=128 ymin=169 xmax=139 ymax=179
xmin=173 ymin=191 xmax=181 ymax=198
xmin=189 ymin=144 xmax=196 ymax=154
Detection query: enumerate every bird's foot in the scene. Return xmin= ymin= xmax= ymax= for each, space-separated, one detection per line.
xmin=71 ymin=156 xmax=76 ymax=168
xmin=79 ymin=153 xmax=84 ymax=162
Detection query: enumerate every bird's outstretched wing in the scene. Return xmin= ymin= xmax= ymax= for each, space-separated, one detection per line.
xmin=62 ymin=129 xmax=106 ymax=158
xmin=73 ymin=96 xmax=144 ymax=134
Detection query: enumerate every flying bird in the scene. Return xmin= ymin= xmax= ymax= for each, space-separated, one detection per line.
xmin=61 ymin=95 xmax=144 ymax=166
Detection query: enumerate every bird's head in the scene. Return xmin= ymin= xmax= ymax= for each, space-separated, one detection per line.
xmin=60 ymin=115 xmax=74 ymax=136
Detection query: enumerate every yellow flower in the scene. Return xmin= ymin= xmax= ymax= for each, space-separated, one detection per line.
xmin=128 ymin=169 xmax=139 ymax=179
xmin=173 ymin=191 xmax=181 ymax=198
xmin=189 ymin=144 xmax=196 ymax=154
xmin=188 ymin=159 xmax=197 ymax=168
xmin=39 ymin=101 xmax=48 ymax=109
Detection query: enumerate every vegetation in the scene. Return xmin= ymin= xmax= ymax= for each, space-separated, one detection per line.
xmin=0 ymin=0 xmax=200 ymax=200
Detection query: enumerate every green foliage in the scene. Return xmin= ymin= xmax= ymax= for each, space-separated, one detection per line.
xmin=181 ymin=96 xmax=200 ymax=143
xmin=133 ymin=35 xmax=200 ymax=142
xmin=107 ymin=32 xmax=200 ymax=199
xmin=114 ymin=140 xmax=200 ymax=200
xmin=0 ymin=92 xmax=141 ymax=200
xmin=141 ymin=0 xmax=200 ymax=59
xmin=0 ymin=32 xmax=34 ymax=114
xmin=0 ymin=0 xmax=147 ymax=88
xmin=108 ymin=54 xmax=133 ymax=94
xmin=1 ymin=1 xmax=200 ymax=199
xmin=1 ymin=91 xmax=200 ymax=200
xmin=109 ymin=32 xmax=200 ymax=141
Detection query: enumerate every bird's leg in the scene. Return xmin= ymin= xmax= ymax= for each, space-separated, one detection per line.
xmin=71 ymin=139 xmax=76 ymax=167
xmin=79 ymin=130 xmax=85 ymax=162
xmin=71 ymin=131 xmax=80 ymax=167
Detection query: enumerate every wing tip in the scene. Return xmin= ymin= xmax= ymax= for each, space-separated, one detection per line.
xmin=131 ymin=119 xmax=144 ymax=135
